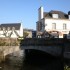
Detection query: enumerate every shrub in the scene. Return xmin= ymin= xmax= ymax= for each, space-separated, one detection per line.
xmin=0 ymin=38 xmax=20 ymax=46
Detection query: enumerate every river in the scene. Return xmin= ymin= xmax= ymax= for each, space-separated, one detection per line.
xmin=0 ymin=49 xmax=69 ymax=70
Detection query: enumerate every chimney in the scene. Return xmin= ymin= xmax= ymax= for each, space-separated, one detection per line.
xmin=68 ymin=11 xmax=70 ymax=19
xmin=38 ymin=6 xmax=44 ymax=21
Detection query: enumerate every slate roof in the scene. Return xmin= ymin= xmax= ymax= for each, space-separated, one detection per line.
xmin=23 ymin=29 xmax=34 ymax=32
xmin=0 ymin=23 xmax=21 ymax=30
xmin=44 ymin=10 xmax=68 ymax=19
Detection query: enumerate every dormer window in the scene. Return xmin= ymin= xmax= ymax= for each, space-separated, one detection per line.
xmin=69 ymin=15 xmax=70 ymax=19
xmin=68 ymin=11 xmax=70 ymax=19
xmin=0 ymin=28 xmax=1 ymax=31
xmin=7 ymin=27 xmax=10 ymax=31
xmin=52 ymin=14 xmax=58 ymax=18
xmin=12 ymin=27 xmax=15 ymax=30
xmin=3 ymin=27 xmax=6 ymax=30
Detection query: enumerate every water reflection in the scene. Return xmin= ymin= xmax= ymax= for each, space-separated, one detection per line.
xmin=21 ymin=50 xmax=63 ymax=70
xmin=0 ymin=50 xmax=23 ymax=70
xmin=0 ymin=49 xmax=66 ymax=70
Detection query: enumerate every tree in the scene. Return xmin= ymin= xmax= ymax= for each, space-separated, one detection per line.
xmin=23 ymin=31 xmax=29 ymax=38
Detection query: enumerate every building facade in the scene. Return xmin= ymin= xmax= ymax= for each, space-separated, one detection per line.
xmin=36 ymin=7 xmax=70 ymax=38
xmin=0 ymin=23 xmax=23 ymax=38
xmin=23 ymin=29 xmax=36 ymax=38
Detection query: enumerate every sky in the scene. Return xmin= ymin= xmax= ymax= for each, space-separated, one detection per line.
xmin=0 ymin=0 xmax=70 ymax=30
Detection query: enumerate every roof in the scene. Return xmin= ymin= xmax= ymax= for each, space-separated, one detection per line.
xmin=44 ymin=10 xmax=68 ymax=19
xmin=23 ymin=29 xmax=34 ymax=32
xmin=0 ymin=23 xmax=21 ymax=30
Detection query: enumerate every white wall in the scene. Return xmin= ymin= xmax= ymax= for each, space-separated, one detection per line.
xmin=0 ymin=30 xmax=19 ymax=38
xmin=0 ymin=29 xmax=23 ymax=38
xmin=0 ymin=23 xmax=23 ymax=38
xmin=38 ymin=7 xmax=43 ymax=21
xmin=11 ymin=30 xmax=19 ymax=38
xmin=44 ymin=18 xmax=70 ymax=34
xmin=19 ymin=24 xmax=23 ymax=37
xmin=0 ymin=31 xmax=6 ymax=37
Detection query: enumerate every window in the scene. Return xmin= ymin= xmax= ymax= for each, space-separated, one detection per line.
xmin=52 ymin=14 xmax=58 ymax=18
xmin=7 ymin=27 xmax=10 ymax=31
xmin=52 ymin=23 xmax=56 ymax=29
xmin=0 ymin=28 xmax=1 ymax=30
xmin=63 ymin=23 xmax=67 ymax=30
xmin=3 ymin=27 xmax=6 ymax=30
xmin=12 ymin=27 xmax=15 ymax=30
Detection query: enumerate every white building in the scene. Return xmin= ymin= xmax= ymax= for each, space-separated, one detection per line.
xmin=23 ymin=29 xmax=36 ymax=38
xmin=0 ymin=23 xmax=23 ymax=38
xmin=36 ymin=7 xmax=70 ymax=38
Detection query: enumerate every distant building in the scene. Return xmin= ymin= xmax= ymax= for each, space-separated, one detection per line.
xmin=0 ymin=23 xmax=23 ymax=38
xmin=36 ymin=7 xmax=70 ymax=38
xmin=23 ymin=29 xmax=36 ymax=38
xmin=32 ymin=30 xmax=36 ymax=38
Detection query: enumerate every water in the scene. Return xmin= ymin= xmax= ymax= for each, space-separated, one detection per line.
xmin=0 ymin=49 xmax=68 ymax=70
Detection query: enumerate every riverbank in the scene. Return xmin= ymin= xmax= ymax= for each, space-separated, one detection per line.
xmin=0 ymin=49 xmax=24 ymax=70
xmin=0 ymin=49 xmax=70 ymax=70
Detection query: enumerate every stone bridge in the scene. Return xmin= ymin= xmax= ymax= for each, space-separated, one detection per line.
xmin=0 ymin=46 xmax=19 ymax=62
xmin=20 ymin=38 xmax=70 ymax=58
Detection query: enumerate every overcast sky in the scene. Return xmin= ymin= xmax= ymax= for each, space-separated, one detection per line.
xmin=0 ymin=0 xmax=70 ymax=30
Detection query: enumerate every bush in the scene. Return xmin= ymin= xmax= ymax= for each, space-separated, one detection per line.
xmin=0 ymin=38 xmax=20 ymax=46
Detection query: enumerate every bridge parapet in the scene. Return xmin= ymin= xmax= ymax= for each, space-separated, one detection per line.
xmin=20 ymin=38 xmax=70 ymax=58
xmin=20 ymin=38 xmax=66 ymax=46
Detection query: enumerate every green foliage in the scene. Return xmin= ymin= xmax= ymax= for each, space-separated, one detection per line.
xmin=23 ymin=31 xmax=29 ymax=38
xmin=64 ymin=65 xmax=70 ymax=70
xmin=0 ymin=38 xmax=19 ymax=46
